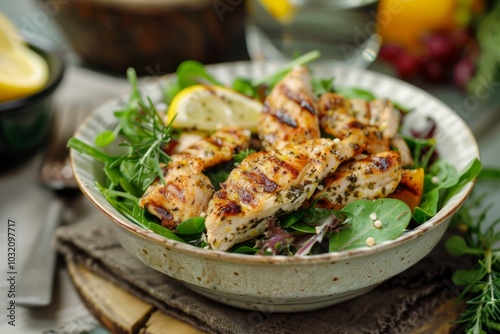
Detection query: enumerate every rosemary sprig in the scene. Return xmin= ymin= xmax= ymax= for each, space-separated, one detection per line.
xmin=446 ymin=169 xmax=500 ymax=333
xmin=110 ymin=68 xmax=175 ymax=191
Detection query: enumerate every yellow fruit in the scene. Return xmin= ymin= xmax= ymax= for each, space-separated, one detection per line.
xmin=0 ymin=48 xmax=49 ymax=102
xmin=258 ymin=0 xmax=296 ymax=23
xmin=166 ymin=85 xmax=263 ymax=132
xmin=0 ymin=12 xmax=19 ymax=50
xmin=377 ymin=0 xmax=484 ymax=53
xmin=0 ymin=13 xmax=49 ymax=102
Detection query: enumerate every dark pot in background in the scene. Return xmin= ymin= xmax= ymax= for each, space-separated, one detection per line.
xmin=46 ymin=0 xmax=247 ymax=75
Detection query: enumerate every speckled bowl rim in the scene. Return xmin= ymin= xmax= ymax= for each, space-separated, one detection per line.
xmin=71 ymin=60 xmax=479 ymax=266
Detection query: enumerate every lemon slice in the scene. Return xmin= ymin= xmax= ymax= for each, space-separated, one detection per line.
xmin=0 ymin=14 xmax=49 ymax=103
xmin=167 ymin=85 xmax=263 ymax=132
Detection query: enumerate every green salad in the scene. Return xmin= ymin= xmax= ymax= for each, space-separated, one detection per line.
xmin=68 ymin=51 xmax=480 ymax=256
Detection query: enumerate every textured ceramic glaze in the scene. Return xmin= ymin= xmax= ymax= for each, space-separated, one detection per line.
xmin=71 ymin=62 xmax=479 ymax=312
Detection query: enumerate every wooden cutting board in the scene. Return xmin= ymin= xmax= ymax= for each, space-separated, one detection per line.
xmin=67 ymin=261 xmax=465 ymax=334
xmin=66 ymin=261 xmax=205 ymax=334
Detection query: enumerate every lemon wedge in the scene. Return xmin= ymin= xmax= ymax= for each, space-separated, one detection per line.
xmin=0 ymin=13 xmax=19 ymax=50
xmin=166 ymin=85 xmax=263 ymax=132
xmin=0 ymin=13 xmax=49 ymax=102
xmin=258 ymin=0 xmax=296 ymax=23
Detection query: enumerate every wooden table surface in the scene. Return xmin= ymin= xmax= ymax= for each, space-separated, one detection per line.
xmin=67 ymin=260 xmax=468 ymax=334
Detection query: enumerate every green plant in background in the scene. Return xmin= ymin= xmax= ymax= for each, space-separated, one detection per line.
xmin=446 ymin=168 xmax=500 ymax=333
xmin=468 ymin=1 xmax=500 ymax=94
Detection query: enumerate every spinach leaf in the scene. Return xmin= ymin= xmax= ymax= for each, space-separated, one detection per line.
xmin=176 ymin=60 xmax=222 ymax=89
xmin=280 ymin=214 xmax=301 ymax=228
xmin=233 ymin=149 xmax=256 ymax=165
xmin=206 ymin=170 xmax=230 ymax=191
xmin=413 ymin=157 xmax=481 ymax=224
xmin=148 ymin=222 xmax=186 ymax=243
xmin=232 ymin=78 xmax=259 ymax=99
xmin=94 ymin=130 xmax=115 ymax=147
xmin=429 ymin=160 xmax=460 ymax=188
xmin=329 ymin=199 xmax=411 ymax=252
xmin=176 ymin=217 xmax=206 ymax=235
xmin=119 ymin=177 xmax=143 ymax=198
xmin=280 ymin=207 xmax=339 ymax=228
xmin=413 ymin=186 xmax=439 ymax=224
xmin=440 ymin=158 xmax=482 ymax=205
xmin=413 ymin=161 xmax=459 ymax=223
xmin=230 ymin=245 xmax=259 ymax=254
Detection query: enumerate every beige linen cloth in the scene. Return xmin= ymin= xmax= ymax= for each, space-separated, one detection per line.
xmin=54 ymin=214 xmax=471 ymax=334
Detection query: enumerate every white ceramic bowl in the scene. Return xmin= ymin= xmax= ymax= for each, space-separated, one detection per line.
xmin=71 ymin=61 xmax=479 ymax=312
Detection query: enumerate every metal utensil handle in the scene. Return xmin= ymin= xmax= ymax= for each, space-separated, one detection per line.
xmin=16 ymin=196 xmax=64 ymax=307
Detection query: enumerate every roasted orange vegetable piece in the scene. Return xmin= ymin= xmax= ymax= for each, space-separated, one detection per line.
xmin=387 ymin=168 xmax=425 ymax=212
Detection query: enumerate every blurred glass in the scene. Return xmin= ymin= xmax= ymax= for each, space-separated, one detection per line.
xmin=246 ymin=0 xmax=380 ymax=67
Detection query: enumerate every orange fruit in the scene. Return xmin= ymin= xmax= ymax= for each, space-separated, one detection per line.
xmin=377 ymin=0 xmax=484 ymax=53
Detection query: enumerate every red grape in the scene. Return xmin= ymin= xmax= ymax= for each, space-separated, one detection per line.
xmin=394 ymin=52 xmax=421 ymax=79
xmin=379 ymin=44 xmax=404 ymax=62
xmin=380 ymin=29 xmax=477 ymax=87
xmin=420 ymin=57 xmax=448 ymax=83
xmin=422 ymin=33 xmax=459 ymax=63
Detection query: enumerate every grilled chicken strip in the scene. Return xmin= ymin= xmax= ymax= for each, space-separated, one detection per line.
xmin=140 ymin=127 xmax=249 ymax=229
xmin=205 ymin=130 xmax=367 ymax=251
xmin=172 ymin=126 xmax=251 ymax=169
xmin=139 ymin=158 xmax=214 ymax=228
xmin=258 ymin=66 xmax=320 ymax=151
xmin=311 ymin=151 xmax=402 ymax=209
xmin=319 ymin=110 xmax=389 ymax=154
xmin=317 ymin=93 xmax=401 ymax=153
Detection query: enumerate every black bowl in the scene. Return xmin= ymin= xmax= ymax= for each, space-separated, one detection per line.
xmin=0 ymin=45 xmax=65 ymax=161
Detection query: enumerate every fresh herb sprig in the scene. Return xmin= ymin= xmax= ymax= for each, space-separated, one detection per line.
xmin=111 ymin=68 xmax=176 ymax=191
xmin=70 ymin=68 xmax=176 ymax=193
xmin=446 ymin=169 xmax=500 ymax=333
xmin=68 ymin=68 xmax=182 ymax=239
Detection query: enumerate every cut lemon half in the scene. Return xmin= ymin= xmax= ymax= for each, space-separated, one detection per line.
xmin=0 ymin=13 xmax=49 ymax=102
xmin=0 ymin=47 xmax=49 ymax=102
xmin=0 ymin=12 xmax=19 ymax=50
xmin=166 ymin=85 xmax=263 ymax=132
